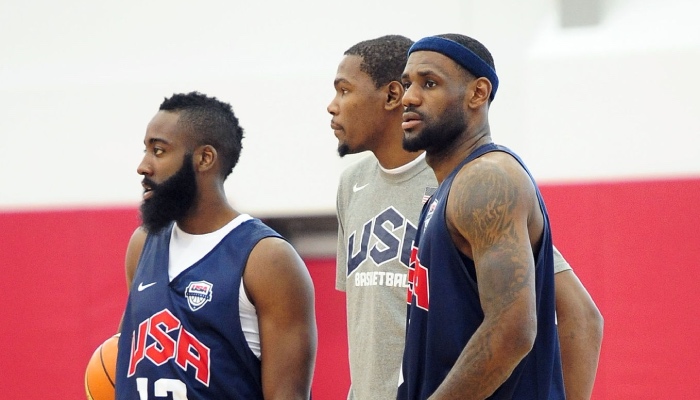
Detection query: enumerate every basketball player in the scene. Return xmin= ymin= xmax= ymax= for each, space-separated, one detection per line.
xmin=397 ymin=33 xmax=565 ymax=399
xmin=115 ymin=92 xmax=317 ymax=400
xmin=329 ymin=36 xmax=601 ymax=399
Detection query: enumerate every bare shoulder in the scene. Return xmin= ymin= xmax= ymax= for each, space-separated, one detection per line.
xmin=247 ymin=236 xmax=307 ymax=275
xmin=125 ymin=227 xmax=148 ymax=290
xmin=454 ymin=151 xmax=535 ymax=198
xmin=244 ymin=237 xmax=313 ymax=305
xmin=446 ymin=152 xmax=536 ymax=248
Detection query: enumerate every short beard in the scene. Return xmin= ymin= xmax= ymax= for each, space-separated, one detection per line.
xmin=337 ymin=143 xmax=350 ymax=157
xmin=140 ymin=153 xmax=197 ymax=233
xmin=402 ymin=105 xmax=466 ymax=154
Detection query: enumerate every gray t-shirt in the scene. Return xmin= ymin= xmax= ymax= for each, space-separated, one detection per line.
xmin=336 ymin=153 xmax=435 ymax=400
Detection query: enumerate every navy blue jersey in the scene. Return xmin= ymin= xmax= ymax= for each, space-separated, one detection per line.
xmin=398 ymin=144 xmax=565 ymax=399
xmin=116 ymin=218 xmax=281 ymax=400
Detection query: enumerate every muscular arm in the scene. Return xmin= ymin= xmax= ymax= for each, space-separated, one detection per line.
xmin=125 ymin=227 xmax=147 ymax=290
xmin=430 ymin=158 xmax=538 ymax=399
xmin=554 ymin=262 xmax=604 ymax=400
xmin=118 ymin=227 xmax=147 ymax=332
xmin=244 ymin=237 xmax=317 ymax=400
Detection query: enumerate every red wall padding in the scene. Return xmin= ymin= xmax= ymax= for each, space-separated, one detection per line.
xmin=1 ymin=177 xmax=698 ymax=398
xmin=540 ymin=178 xmax=700 ymax=399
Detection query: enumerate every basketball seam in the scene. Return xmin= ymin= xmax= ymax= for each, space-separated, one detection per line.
xmin=85 ymin=368 xmax=95 ymax=400
xmin=99 ymin=343 xmax=116 ymax=388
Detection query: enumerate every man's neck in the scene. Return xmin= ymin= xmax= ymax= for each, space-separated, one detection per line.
xmin=373 ymin=126 xmax=423 ymax=169
xmin=426 ymin=131 xmax=492 ymax=183
xmin=177 ymin=194 xmax=239 ymax=235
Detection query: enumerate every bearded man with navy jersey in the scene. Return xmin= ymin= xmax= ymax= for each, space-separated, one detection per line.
xmin=331 ymin=34 xmax=602 ymax=400
xmin=115 ymin=91 xmax=317 ymax=400
xmin=398 ymin=34 xmax=566 ymax=399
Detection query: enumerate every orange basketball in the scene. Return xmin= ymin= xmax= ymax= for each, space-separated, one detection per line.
xmin=85 ymin=334 xmax=119 ymax=400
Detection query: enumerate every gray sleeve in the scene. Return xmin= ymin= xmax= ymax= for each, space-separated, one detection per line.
xmin=335 ymin=178 xmax=347 ymax=292
xmin=553 ymin=245 xmax=573 ymax=274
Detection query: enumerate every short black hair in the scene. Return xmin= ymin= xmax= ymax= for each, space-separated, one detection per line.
xmin=159 ymin=91 xmax=244 ymax=179
xmin=344 ymin=35 xmax=414 ymax=88
xmin=435 ymin=33 xmax=496 ymax=75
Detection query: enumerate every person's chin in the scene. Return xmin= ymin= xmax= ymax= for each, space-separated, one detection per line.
xmin=337 ymin=144 xmax=351 ymax=157
xmin=402 ymin=136 xmax=424 ymax=153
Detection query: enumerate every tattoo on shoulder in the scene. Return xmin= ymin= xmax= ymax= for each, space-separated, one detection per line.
xmin=452 ymin=165 xmax=519 ymax=248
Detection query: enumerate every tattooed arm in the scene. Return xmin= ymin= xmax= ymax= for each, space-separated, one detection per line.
xmin=429 ymin=154 xmax=541 ymax=400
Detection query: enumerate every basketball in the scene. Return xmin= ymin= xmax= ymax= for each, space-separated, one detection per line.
xmin=85 ymin=334 xmax=119 ymax=400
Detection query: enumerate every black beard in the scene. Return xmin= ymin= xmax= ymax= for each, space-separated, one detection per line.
xmin=337 ymin=143 xmax=350 ymax=157
xmin=402 ymin=105 xmax=466 ymax=154
xmin=139 ymin=153 xmax=197 ymax=233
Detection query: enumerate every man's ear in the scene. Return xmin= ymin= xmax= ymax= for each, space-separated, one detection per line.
xmin=468 ymin=77 xmax=492 ymax=108
xmin=385 ymin=81 xmax=404 ymax=111
xmin=194 ymin=145 xmax=218 ymax=172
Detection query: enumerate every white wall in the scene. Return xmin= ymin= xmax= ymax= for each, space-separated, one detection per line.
xmin=521 ymin=0 xmax=700 ymax=181
xmin=1 ymin=0 xmax=698 ymax=216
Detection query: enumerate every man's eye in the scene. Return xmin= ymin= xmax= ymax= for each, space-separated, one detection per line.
xmin=340 ymin=88 xmax=349 ymax=95
xmin=154 ymin=148 xmax=164 ymax=156
xmin=402 ymin=82 xmax=411 ymax=90
xmin=425 ymin=81 xmax=437 ymax=88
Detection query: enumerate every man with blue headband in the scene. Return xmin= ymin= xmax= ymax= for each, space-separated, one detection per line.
xmin=330 ymin=34 xmax=601 ymax=400
xmin=398 ymin=34 xmax=568 ymax=399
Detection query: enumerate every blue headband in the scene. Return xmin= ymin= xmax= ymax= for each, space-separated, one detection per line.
xmin=408 ymin=36 xmax=499 ymax=101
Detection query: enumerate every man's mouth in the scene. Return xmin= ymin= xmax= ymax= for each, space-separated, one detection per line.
xmin=402 ymin=111 xmax=422 ymax=131
xmin=142 ymin=182 xmax=154 ymax=200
